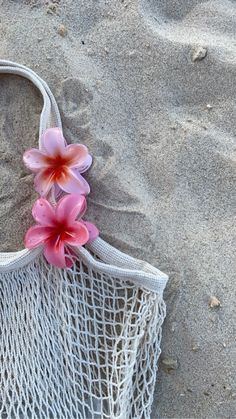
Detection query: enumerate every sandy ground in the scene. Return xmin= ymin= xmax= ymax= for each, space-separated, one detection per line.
xmin=0 ymin=0 xmax=236 ymax=417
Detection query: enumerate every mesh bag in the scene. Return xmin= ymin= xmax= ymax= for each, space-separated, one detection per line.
xmin=0 ymin=60 xmax=168 ymax=419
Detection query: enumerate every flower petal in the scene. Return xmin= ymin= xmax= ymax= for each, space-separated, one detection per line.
xmin=23 ymin=149 xmax=48 ymax=172
xmin=64 ymin=144 xmax=89 ymax=168
xmin=24 ymin=225 xmax=53 ymax=249
xmin=79 ymin=154 xmax=92 ymax=173
xmin=41 ymin=127 xmax=66 ymax=156
xmin=32 ymin=198 xmax=56 ymax=226
xmin=34 ymin=169 xmax=54 ymax=197
xmin=43 ymin=236 xmax=66 ymax=268
xmin=82 ymin=221 xmax=99 ymax=242
xmin=57 ymin=169 xmax=90 ymax=195
xmin=56 ymin=194 xmax=87 ymax=224
xmin=73 ymin=154 xmax=92 ymax=174
xmin=65 ymin=222 xmax=89 ymax=246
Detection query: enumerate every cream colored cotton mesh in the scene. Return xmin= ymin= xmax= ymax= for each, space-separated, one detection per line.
xmin=0 ymin=249 xmax=166 ymax=419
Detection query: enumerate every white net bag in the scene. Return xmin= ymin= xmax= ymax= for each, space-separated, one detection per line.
xmin=0 ymin=60 xmax=168 ymax=419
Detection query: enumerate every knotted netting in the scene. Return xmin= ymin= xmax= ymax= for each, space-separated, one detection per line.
xmin=0 ymin=59 xmax=168 ymax=419
xmin=0 ymin=239 xmax=167 ymax=419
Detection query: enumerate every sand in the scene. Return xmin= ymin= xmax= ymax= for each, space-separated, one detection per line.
xmin=0 ymin=0 xmax=236 ymax=417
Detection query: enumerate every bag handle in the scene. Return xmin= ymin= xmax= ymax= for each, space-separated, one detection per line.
xmin=0 ymin=60 xmax=64 ymax=205
xmin=0 ymin=59 xmax=62 ymax=148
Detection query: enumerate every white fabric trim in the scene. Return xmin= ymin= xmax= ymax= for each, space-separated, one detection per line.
xmin=0 ymin=238 xmax=167 ymax=294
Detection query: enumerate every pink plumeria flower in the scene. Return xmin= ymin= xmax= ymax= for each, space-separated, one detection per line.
xmin=24 ymin=194 xmax=99 ymax=268
xmin=23 ymin=127 xmax=92 ymax=197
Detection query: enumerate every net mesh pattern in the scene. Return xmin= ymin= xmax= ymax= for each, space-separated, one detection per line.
xmin=0 ymin=254 xmax=166 ymax=419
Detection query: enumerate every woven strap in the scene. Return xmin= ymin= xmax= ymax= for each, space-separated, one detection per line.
xmin=0 ymin=59 xmax=63 ymax=267
xmin=0 ymin=59 xmax=62 ymax=147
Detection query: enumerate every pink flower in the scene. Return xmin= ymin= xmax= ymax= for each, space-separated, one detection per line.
xmin=24 ymin=194 xmax=99 ymax=268
xmin=23 ymin=127 xmax=92 ymax=197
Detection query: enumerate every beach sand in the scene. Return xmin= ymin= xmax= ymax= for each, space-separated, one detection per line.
xmin=0 ymin=0 xmax=235 ymax=417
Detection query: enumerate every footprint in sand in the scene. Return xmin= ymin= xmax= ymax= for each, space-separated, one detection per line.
xmin=139 ymin=0 xmax=236 ymax=46
xmin=139 ymin=0 xmax=205 ymax=22
xmin=57 ymin=78 xmax=93 ymax=139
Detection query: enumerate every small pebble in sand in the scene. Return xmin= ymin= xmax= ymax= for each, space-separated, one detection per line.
xmin=46 ymin=3 xmax=57 ymax=14
xmin=58 ymin=24 xmax=67 ymax=37
xmin=161 ymin=357 xmax=178 ymax=372
xmin=192 ymin=344 xmax=200 ymax=352
xmin=96 ymin=80 xmax=103 ymax=87
xmin=170 ymin=321 xmax=177 ymax=332
xmin=128 ymin=50 xmax=137 ymax=58
xmin=209 ymin=296 xmax=221 ymax=308
xmin=192 ymin=46 xmax=207 ymax=62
